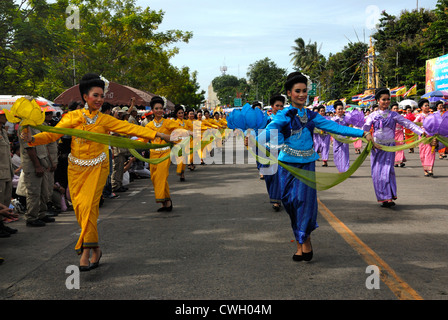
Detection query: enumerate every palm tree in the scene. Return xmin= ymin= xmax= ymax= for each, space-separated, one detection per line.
xmin=290 ymin=38 xmax=307 ymax=70
xmin=289 ymin=37 xmax=325 ymax=77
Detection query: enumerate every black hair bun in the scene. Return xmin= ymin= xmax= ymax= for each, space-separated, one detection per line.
xmin=334 ymin=100 xmax=344 ymax=108
xmin=284 ymin=72 xmax=308 ymax=92
xmin=374 ymin=88 xmax=390 ymax=101
xmin=418 ymin=98 xmax=429 ymax=108
xmin=79 ymin=73 xmax=105 ymax=102
xmin=150 ymin=96 xmax=165 ymax=108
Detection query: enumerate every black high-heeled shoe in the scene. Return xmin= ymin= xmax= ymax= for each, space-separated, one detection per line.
xmin=79 ymin=248 xmax=91 ymax=271
xmin=292 ymin=254 xmax=303 ymax=262
xmin=79 ymin=264 xmax=91 ymax=272
xmin=381 ymin=201 xmax=395 ymax=208
xmin=90 ymin=251 xmax=102 ymax=270
xmin=302 ymin=250 xmax=313 ymax=262
xmin=303 ymin=240 xmax=313 ymax=261
xmin=165 ymin=200 xmax=173 ymax=212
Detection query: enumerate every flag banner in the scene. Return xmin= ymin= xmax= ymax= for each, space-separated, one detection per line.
xmin=404 ymin=84 xmax=417 ymax=97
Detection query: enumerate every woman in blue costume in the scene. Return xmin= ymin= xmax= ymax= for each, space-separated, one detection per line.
xmin=258 ymin=72 xmax=374 ymax=262
xmin=260 ymin=95 xmax=286 ymax=211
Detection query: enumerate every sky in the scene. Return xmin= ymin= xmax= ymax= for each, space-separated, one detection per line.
xmin=134 ymin=0 xmax=439 ymax=100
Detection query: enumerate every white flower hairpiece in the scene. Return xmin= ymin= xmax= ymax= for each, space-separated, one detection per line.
xmin=100 ymin=75 xmax=109 ymax=94
xmin=301 ymin=73 xmax=313 ymax=93
xmin=161 ymin=96 xmax=167 ymax=107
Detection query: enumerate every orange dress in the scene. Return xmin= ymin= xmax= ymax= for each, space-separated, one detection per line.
xmin=199 ymin=118 xmax=219 ymax=160
xmin=184 ymin=119 xmax=195 ymax=165
xmin=174 ymin=118 xmax=189 ymax=175
xmin=144 ymin=118 xmax=182 ymax=202
xmin=29 ymin=109 xmax=157 ymax=254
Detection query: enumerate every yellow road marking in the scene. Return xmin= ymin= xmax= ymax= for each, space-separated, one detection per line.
xmin=317 ymin=198 xmax=423 ymax=300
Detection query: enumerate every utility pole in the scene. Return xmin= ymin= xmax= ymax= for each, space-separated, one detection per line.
xmin=73 ymin=51 xmax=76 ymax=86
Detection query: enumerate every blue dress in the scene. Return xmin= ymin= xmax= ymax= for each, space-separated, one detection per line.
xmin=259 ymin=113 xmax=282 ymax=205
xmin=258 ymin=106 xmax=364 ymax=243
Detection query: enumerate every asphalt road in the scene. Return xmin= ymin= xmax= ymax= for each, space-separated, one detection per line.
xmin=1 ymin=140 xmax=447 ymax=306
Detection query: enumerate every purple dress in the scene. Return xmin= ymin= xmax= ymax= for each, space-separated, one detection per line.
xmin=331 ymin=115 xmax=350 ymax=172
xmin=313 ymin=117 xmax=331 ymax=161
xmin=363 ymin=110 xmax=423 ymax=202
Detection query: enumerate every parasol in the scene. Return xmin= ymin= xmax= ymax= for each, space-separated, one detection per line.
xmin=398 ymin=99 xmax=418 ymax=109
xmin=421 ymin=90 xmax=448 ymax=98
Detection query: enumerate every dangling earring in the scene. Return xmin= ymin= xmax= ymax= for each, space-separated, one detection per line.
xmin=84 ymin=102 xmax=89 ymax=110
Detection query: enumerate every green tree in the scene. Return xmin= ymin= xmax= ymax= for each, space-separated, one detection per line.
xmin=422 ymin=0 xmax=448 ymax=58
xmin=246 ymin=57 xmax=287 ymax=105
xmin=211 ymin=74 xmax=248 ymax=106
xmin=373 ymin=8 xmax=436 ymax=95
xmin=290 ymin=37 xmax=326 ymax=81
xmin=318 ymin=42 xmax=368 ymax=101
xmin=156 ymin=66 xmax=205 ymax=107
xmin=0 ymin=0 xmax=204 ymax=106
xmin=0 ymin=0 xmax=70 ymax=95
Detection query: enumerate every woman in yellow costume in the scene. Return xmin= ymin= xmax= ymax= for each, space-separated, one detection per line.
xmin=145 ymin=97 xmax=189 ymax=212
xmin=218 ymin=112 xmax=228 ymax=128
xmin=212 ymin=111 xmax=227 ymax=149
xmin=22 ymin=73 xmax=171 ymax=271
xmin=200 ymin=110 xmax=220 ymax=164
xmin=173 ymin=105 xmax=188 ymax=181
xmin=185 ymin=108 xmax=196 ymax=171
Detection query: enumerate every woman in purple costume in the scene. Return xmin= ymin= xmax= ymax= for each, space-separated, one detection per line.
xmin=331 ymin=101 xmax=350 ymax=173
xmin=363 ymin=88 xmax=424 ymax=208
xmin=313 ymin=106 xmax=331 ymax=167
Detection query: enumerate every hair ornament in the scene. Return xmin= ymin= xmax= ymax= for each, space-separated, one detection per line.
xmin=302 ymin=73 xmax=313 ymax=93
xmin=99 ymin=75 xmax=109 ymax=94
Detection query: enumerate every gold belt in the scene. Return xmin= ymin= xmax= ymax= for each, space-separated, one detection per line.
xmin=68 ymin=152 xmax=107 ymax=167
xmin=153 ymin=146 xmax=170 ymax=152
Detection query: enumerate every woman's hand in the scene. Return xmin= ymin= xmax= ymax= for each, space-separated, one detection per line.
xmin=156 ymin=132 xmax=171 ymax=142
xmin=170 ymin=129 xmax=190 ymax=142
xmin=0 ymin=207 xmax=18 ymax=219
xmin=364 ymin=131 xmax=381 ymax=150
xmin=430 ymin=137 xmax=438 ymax=147
xmin=20 ymin=127 xmax=34 ymax=143
xmin=34 ymin=165 xmax=46 ymax=178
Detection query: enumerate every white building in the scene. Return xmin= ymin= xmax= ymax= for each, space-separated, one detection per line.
xmin=206 ymin=83 xmax=220 ymax=110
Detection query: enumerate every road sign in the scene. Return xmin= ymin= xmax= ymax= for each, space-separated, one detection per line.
xmin=234 ymin=98 xmax=242 ymax=107
xmin=309 ymin=83 xmax=317 ymax=96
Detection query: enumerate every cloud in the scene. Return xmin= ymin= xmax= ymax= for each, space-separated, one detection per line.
xmin=136 ymin=0 xmax=439 ymax=97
